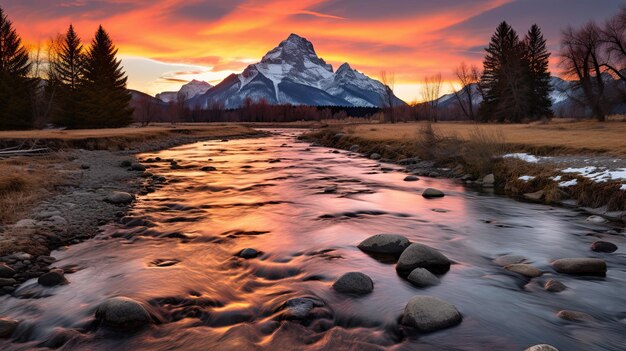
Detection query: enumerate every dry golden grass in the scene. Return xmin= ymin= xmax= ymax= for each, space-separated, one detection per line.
xmin=341 ymin=120 xmax=626 ymax=156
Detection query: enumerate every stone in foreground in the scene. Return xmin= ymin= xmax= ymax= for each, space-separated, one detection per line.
xmin=396 ymin=243 xmax=451 ymax=275
xmin=95 ymin=297 xmax=153 ymax=329
xmin=422 ymin=188 xmax=445 ymax=199
xmin=544 ymin=279 xmax=567 ymax=292
xmin=556 ymin=310 xmax=593 ymax=322
xmin=238 ymin=248 xmax=259 ymax=259
xmin=404 ymin=175 xmax=419 ymax=182
xmin=504 ymin=264 xmax=542 ymax=278
xmin=407 ymin=268 xmax=440 ymax=287
xmin=525 ymin=345 xmax=559 ymax=351
xmin=105 ymin=192 xmax=134 ymax=205
xmin=551 ymin=258 xmax=607 ymax=276
xmin=0 ymin=318 xmax=19 ymax=338
xmin=590 ymin=241 xmax=617 ymax=253
xmin=358 ymin=234 xmax=410 ymax=255
xmin=401 ymin=296 xmax=461 ymax=332
xmin=38 ymin=269 xmax=68 ymax=287
xmin=332 ymin=272 xmax=374 ymax=295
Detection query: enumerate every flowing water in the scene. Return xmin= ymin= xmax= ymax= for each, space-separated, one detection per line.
xmin=1 ymin=130 xmax=625 ymax=351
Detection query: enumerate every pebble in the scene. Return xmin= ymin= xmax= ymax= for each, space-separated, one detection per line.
xmin=105 ymin=192 xmax=134 ymax=205
xmin=590 ymin=241 xmax=617 ymax=253
xmin=404 ymin=175 xmax=420 ymax=182
xmin=556 ymin=310 xmax=593 ymax=322
xmin=422 ymin=188 xmax=445 ymax=199
xmin=544 ymin=279 xmax=567 ymax=292
xmin=238 ymin=248 xmax=259 ymax=259
xmin=586 ymin=215 xmax=607 ymax=224
xmin=551 ymin=258 xmax=607 ymax=276
xmin=332 ymin=272 xmax=374 ymax=295
xmin=504 ymin=264 xmax=542 ymax=278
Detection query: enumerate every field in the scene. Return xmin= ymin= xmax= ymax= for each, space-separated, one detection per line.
xmin=340 ymin=119 xmax=626 ymax=157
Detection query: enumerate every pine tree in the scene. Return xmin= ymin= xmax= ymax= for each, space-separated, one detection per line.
xmin=79 ymin=26 xmax=132 ymax=128
xmin=479 ymin=21 xmax=529 ymax=122
xmin=52 ymin=24 xmax=85 ymax=127
xmin=524 ymin=24 xmax=553 ymax=119
xmin=0 ymin=7 xmax=33 ymax=130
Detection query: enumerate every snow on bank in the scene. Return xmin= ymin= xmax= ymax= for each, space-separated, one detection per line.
xmin=502 ymin=153 xmax=547 ymax=163
xmin=562 ymin=167 xmax=626 ymax=183
xmin=518 ymin=175 xmax=535 ymax=181
xmin=558 ymin=179 xmax=578 ymax=187
xmin=621 ymin=184 xmax=626 ymax=191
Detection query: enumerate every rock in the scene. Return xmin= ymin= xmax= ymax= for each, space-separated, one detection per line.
xmin=120 ymin=160 xmax=132 ymax=167
xmin=483 ymin=174 xmax=495 ymax=187
xmin=38 ymin=269 xmax=68 ymax=287
xmin=130 ymin=163 xmax=146 ymax=171
xmin=349 ymin=145 xmax=359 ymax=152
xmin=504 ymin=264 xmax=542 ymax=278
xmin=407 ymin=268 xmax=440 ymax=287
xmin=14 ymin=219 xmax=37 ymax=228
xmin=332 ymin=272 xmax=374 ymax=295
xmin=95 ymin=297 xmax=153 ymax=329
xmin=357 ymin=234 xmax=410 ymax=255
xmin=0 ymin=318 xmax=18 ymax=338
xmin=556 ymin=310 xmax=593 ymax=322
xmin=590 ymin=241 xmax=617 ymax=253
xmin=400 ymin=296 xmax=461 ymax=332
xmin=80 ymin=164 xmax=91 ymax=170
xmin=586 ymin=215 xmax=607 ymax=224
xmin=525 ymin=345 xmax=559 ymax=351
xmin=12 ymin=252 xmax=32 ymax=260
xmin=323 ymin=185 xmax=337 ymax=193
xmin=544 ymin=279 xmax=567 ymax=292
xmin=422 ymin=188 xmax=445 ymax=199
xmin=0 ymin=264 xmax=15 ymax=278
xmin=0 ymin=278 xmax=16 ymax=287
xmin=493 ymin=255 xmax=526 ymax=267
xmin=238 ymin=248 xmax=259 ymax=259
xmin=403 ymin=175 xmax=420 ymax=182
xmin=396 ymin=243 xmax=451 ymax=275
xmin=105 ymin=192 xmax=134 ymax=205
xmin=551 ymin=258 xmax=607 ymax=276
xmin=201 ymin=166 xmax=217 ymax=172
xmin=370 ymin=153 xmax=381 ymax=160
xmin=523 ymin=190 xmax=545 ymax=201
xmin=282 ymin=297 xmax=324 ymax=320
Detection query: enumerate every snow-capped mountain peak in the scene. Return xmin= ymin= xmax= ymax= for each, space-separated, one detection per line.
xmin=178 ymin=80 xmax=213 ymax=100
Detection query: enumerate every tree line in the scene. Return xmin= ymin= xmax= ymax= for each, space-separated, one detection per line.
xmin=0 ymin=6 xmax=132 ymax=130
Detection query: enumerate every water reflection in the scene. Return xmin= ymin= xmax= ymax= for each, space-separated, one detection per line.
xmin=0 ymin=130 xmax=624 ymax=350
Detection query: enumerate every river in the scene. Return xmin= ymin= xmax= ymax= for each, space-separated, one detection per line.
xmin=1 ymin=129 xmax=624 ymax=350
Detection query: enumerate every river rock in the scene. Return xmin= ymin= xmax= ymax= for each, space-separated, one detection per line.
xmin=483 ymin=174 xmax=495 ymax=187
xmin=38 ymin=269 xmax=68 ymax=287
xmin=201 ymin=166 xmax=217 ymax=172
xmin=504 ymin=264 xmax=542 ymax=278
xmin=407 ymin=268 xmax=440 ymax=287
xmin=349 ymin=145 xmax=360 ymax=152
xmin=400 ymin=296 xmax=461 ymax=332
xmin=525 ymin=345 xmax=559 ymax=351
xmin=586 ymin=215 xmax=607 ymax=224
xmin=370 ymin=153 xmax=381 ymax=160
xmin=590 ymin=241 xmax=617 ymax=253
xmin=523 ymin=190 xmax=545 ymax=201
xmin=0 ymin=318 xmax=18 ymax=338
xmin=396 ymin=243 xmax=451 ymax=275
xmin=332 ymin=272 xmax=374 ymax=295
xmin=238 ymin=248 xmax=259 ymax=259
xmin=0 ymin=278 xmax=16 ymax=287
xmin=404 ymin=175 xmax=420 ymax=182
xmin=282 ymin=297 xmax=325 ymax=320
xmin=551 ymin=258 xmax=607 ymax=276
xmin=422 ymin=188 xmax=445 ymax=199
xmin=544 ymin=279 xmax=567 ymax=292
xmin=556 ymin=310 xmax=593 ymax=322
xmin=130 ymin=163 xmax=146 ymax=171
xmin=493 ymin=255 xmax=526 ymax=267
xmin=95 ymin=297 xmax=153 ymax=329
xmin=105 ymin=192 xmax=134 ymax=204
xmin=0 ymin=264 xmax=15 ymax=278
xmin=357 ymin=234 xmax=410 ymax=255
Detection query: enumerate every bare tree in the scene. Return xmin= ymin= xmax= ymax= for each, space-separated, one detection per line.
xmin=600 ymin=7 xmax=626 ymax=81
xmin=380 ymin=71 xmax=396 ymax=123
xmin=421 ymin=73 xmax=442 ymax=122
xmin=452 ymin=63 xmax=481 ymax=121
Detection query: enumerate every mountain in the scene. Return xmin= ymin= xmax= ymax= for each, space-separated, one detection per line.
xmin=156 ymin=80 xmax=213 ymax=103
xmin=186 ymin=34 xmax=405 ymax=109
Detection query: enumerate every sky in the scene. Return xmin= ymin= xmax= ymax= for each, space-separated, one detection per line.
xmin=1 ymin=0 xmax=623 ymax=102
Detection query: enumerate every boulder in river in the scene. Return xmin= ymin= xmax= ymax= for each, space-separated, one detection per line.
xmin=130 ymin=163 xmax=146 ymax=171
xmin=422 ymin=188 xmax=445 ymax=199
xmin=407 ymin=268 xmax=440 ymax=287
xmin=332 ymin=272 xmax=374 ymax=295
xmin=586 ymin=215 xmax=607 ymax=224
xmin=400 ymin=296 xmax=461 ymax=332
xmin=590 ymin=241 xmax=617 ymax=253
xmin=551 ymin=258 xmax=607 ymax=276
xmin=0 ymin=318 xmax=18 ymax=338
xmin=38 ymin=269 xmax=68 ymax=287
xmin=525 ymin=345 xmax=559 ymax=351
xmin=370 ymin=153 xmax=381 ymax=160
xmin=504 ymin=264 xmax=542 ymax=278
xmin=105 ymin=192 xmax=134 ymax=205
xmin=396 ymin=243 xmax=451 ymax=275
xmin=556 ymin=310 xmax=593 ymax=322
xmin=358 ymin=234 xmax=410 ymax=255
xmin=0 ymin=264 xmax=15 ymax=278
xmin=404 ymin=175 xmax=420 ymax=182
xmin=482 ymin=174 xmax=495 ymax=187
xmin=544 ymin=279 xmax=567 ymax=292
xmin=95 ymin=297 xmax=153 ymax=329
xmin=201 ymin=166 xmax=217 ymax=172
xmin=238 ymin=248 xmax=259 ymax=259
xmin=282 ymin=297 xmax=325 ymax=320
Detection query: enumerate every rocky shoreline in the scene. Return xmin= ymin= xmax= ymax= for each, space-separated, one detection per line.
xmin=0 ymin=132 xmax=266 ymax=296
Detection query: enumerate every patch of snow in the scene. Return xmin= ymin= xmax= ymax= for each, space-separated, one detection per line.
xmin=620 ymin=184 xmax=626 ymax=191
xmin=561 ymin=167 xmax=626 ymax=183
xmin=550 ymin=175 xmax=562 ymax=181
xmin=518 ymin=175 xmax=535 ymax=181
xmin=502 ymin=153 xmax=545 ymax=163
xmin=558 ymin=179 xmax=578 ymax=187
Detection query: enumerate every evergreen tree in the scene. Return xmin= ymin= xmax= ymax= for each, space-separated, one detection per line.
xmin=52 ymin=24 xmax=85 ymax=127
xmin=479 ymin=21 xmax=529 ymax=122
xmin=79 ymin=26 xmax=132 ymax=128
xmin=0 ymin=7 xmax=33 ymax=130
xmin=523 ymin=24 xmax=553 ymax=119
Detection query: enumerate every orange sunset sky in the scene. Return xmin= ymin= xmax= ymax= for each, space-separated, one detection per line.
xmin=1 ymin=0 xmax=623 ymax=102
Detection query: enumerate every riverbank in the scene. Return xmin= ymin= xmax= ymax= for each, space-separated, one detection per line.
xmin=0 ymin=125 xmax=262 ymax=295
xmin=304 ymin=121 xmax=626 ymax=221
